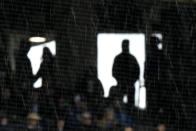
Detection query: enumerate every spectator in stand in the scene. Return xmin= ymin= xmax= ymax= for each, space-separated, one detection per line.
xmin=0 ymin=112 xmax=13 ymax=131
xmin=97 ymin=108 xmax=119 ymax=131
xmin=25 ymin=113 xmax=42 ymax=131
xmin=0 ymin=88 xmax=14 ymax=116
xmin=111 ymin=99 xmax=134 ymax=130
xmin=124 ymin=126 xmax=133 ymax=131
xmin=79 ymin=111 xmax=95 ymax=131
xmin=27 ymin=91 xmax=42 ymax=115
xmin=75 ymin=67 xmax=104 ymax=117
xmin=86 ymin=78 xmax=104 ymax=118
xmin=50 ymin=118 xmax=66 ymax=131
xmin=56 ymin=96 xmax=69 ymax=118
xmin=156 ymin=124 xmax=166 ymax=131
xmin=57 ymin=119 xmax=65 ymax=131
xmin=67 ymin=95 xmax=88 ymax=130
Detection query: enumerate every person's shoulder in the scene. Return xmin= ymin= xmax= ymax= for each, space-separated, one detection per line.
xmin=127 ymin=54 xmax=138 ymax=61
xmin=127 ymin=53 xmax=136 ymax=58
xmin=114 ymin=54 xmax=122 ymax=59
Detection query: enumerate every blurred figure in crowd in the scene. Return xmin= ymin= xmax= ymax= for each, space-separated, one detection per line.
xmin=86 ymin=78 xmax=104 ymax=118
xmin=50 ymin=118 xmax=66 ymax=131
xmin=67 ymin=95 xmax=87 ymax=130
xmin=157 ymin=124 xmax=166 ymax=131
xmin=110 ymin=39 xmax=140 ymax=107
xmin=27 ymin=91 xmax=42 ymax=115
xmin=97 ymin=108 xmax=119 ymax=131
xmin=124 ymin=126 xmax=133 ymax=131
xmin=75 ymin=67 xmax=104 ymax=112
xmin=79 ymin=112 xmax=95 ymax=131
xmin=0 ymin=112 xmax=13 ymax=131
xmin=26 ymin=113 xmax=42 ymax=131
xmin=56 ymin=96 xmax=69 ymax=119
xmin=111 ymin=99 xmax=133 ymax=130
xmin=0 ymin=88 xmax=14 ymax=116
xmin=56 ymin=119 xmax=65 ymax=131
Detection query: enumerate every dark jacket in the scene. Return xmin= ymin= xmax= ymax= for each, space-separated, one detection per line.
xmin=0 ymin=125 xmax=14 ymax=131
xmin=112 ymin=52 xmax=140 ymax=86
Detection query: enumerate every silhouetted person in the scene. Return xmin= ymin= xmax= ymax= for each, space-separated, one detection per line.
xmin=14 ymin=39 xmax=34 ymax=117
xmin=145 ymin=37 xmax=162 ymax=83
xmin=110 ymin=40 xmax=140 ymax=107
xmin=15 ymin=39 xmax=33 ymax=89
xmin=145 ymin=36 xmax=166 ymax=121
xmin=34 ymin=48 xmax=56 ymax=123
xmin=36 ymin=47 xmax=55 ymax=91
xmin=86 ymin=78 xmax=104 ymax=116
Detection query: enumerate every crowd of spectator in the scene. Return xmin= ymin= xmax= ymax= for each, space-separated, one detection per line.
xmin=0 ymin=84 xmax=167 ymax=131
xmin=0 ymin=39 xmax=167 ymax=131
xmin=0 ymin=85 xmax=136 ymax=131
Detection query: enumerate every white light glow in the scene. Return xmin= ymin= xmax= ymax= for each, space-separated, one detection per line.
xmin=97 ymin=33 xmax=146 ymax=109
xmin=29 ymin=37 xmax=47 ymax=43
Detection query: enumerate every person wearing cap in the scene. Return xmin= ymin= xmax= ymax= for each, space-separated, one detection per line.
xmin=26 ymin=113 xmax=42 ymax=131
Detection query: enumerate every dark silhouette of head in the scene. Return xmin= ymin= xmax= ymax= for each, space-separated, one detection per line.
xmin=122 ymin=39 xmax=129 ymax=53
xmin=149 ymin=36 xmax=161 ymax=51
xmin=43 ymin=47 xmax=52 ymax=60
xmin=150 ymin=36 xmax=160 ymax=45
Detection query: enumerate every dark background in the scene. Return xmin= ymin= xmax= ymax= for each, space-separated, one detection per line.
xmin=0 ymin=0 xmax=195 ymax=129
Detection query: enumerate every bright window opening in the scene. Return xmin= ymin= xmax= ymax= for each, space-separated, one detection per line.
xmin=27 ymin=40 xmax=56 ymax=88
xmin=97 ymin=33 xmax=146 ymax=109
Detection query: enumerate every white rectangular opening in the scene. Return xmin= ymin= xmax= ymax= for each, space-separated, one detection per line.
xmin=97 ymin=33 xmax=146 ymax=109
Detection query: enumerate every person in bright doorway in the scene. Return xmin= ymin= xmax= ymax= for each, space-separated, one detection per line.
xmin=109 ymin=39 xmax=140 ymax=110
